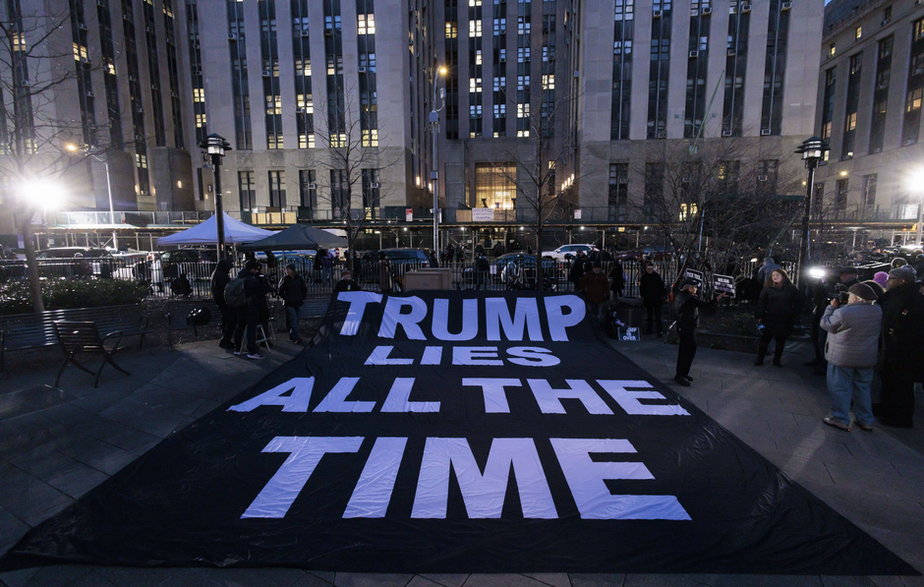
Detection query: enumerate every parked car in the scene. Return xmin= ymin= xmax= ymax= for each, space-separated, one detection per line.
xmin=35 ymin=247 xmax=114 ymax=278
xmin=541 ymin=243 xmax=599 ymax=261
xmin=36 ymin=247 xmax=112 ymax=259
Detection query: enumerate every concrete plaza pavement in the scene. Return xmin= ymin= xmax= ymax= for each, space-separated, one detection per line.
xmin=0 ymin=330 xmax=922 ymax=586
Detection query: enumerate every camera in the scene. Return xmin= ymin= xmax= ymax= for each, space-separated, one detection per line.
xmin=826 ymin=283 xmax=849 ymax=305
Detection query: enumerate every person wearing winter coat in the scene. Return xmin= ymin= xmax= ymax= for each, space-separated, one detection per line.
xmin=278 ymin=264 xmax=308 ymax=344
xmin=876 ymin=266 xmax=924 ymax=428
xmin=638 ymin=264 xmax=666 ymax=336
xmin=210 ymin=258 xmax=236 ymax=350
xmin=232 ymin=260 xmax=272 ymax=359
xmin=672 ymin=279 xmax=726 ymax=386
xmin=754 ymin=268 xmax=801 ymax=366
xmin=609 ymin=260 xmax=625 ymax=300
xmin=579 ymin=262 xmax=610 ymax=322
xmin=819 ymin=282 xmax=882 ymax=431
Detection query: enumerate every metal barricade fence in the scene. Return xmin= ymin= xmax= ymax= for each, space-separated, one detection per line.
xmin=1 ymin=256 xmax=693 ymax=300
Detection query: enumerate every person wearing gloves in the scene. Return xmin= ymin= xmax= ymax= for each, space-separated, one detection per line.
xmin=819 ymin=282 xmax=882 ymax=431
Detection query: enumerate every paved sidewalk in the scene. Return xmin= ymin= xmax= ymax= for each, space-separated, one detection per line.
xmin=1 ymin=334 xmax=923 ymax=586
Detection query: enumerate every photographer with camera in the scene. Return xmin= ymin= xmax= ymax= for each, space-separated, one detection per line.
xmin=232 ymin=260 xmax=272 ymax=360
xmin=819 ymin=282 xmax=881 ymax=431
xmin=807 ymin=267 xmax=859 ymax=374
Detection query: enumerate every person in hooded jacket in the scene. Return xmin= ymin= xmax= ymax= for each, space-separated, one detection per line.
xmin=211 ymin=259 xmax=236 ymax=350
xmin=754 ymin=268 xmax=801 ymax=366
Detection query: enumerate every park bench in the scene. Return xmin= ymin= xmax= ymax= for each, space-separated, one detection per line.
xmin=0 ymin=304 xmax=149 ymax=375
xmin=52 ymin=321 xmax=130 ymax=387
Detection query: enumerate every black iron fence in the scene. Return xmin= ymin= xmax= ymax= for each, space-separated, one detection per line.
xmin=1 ymin=256 xmax=692 ymax=300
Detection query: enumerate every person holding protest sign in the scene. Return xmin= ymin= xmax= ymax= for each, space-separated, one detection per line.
xmin=673 ymin=279 xmax=727 ymax=387
xmin=754 ymin=268 xmax=801 ymax=367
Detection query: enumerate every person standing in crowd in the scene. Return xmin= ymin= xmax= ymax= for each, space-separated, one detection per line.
xmin=808 ymin=267 xmax=859 ymax=373
xmin=913 ymin=253 xmax=924 ymax=280
xmin=639 ymin=263 xmax=666 ymax=336
xmin=211 ymin=259 xmax=236 ymax=350
xmin=427 ymin=249 xmax=439 ymax=268
xmin=474 ymin=252 xmax=490 ymax=290
xmin=875 ymin=266 xmax=924 ymax=428
xmin=873 ymin=271 xmax=890 ymax=292
xmin=568 ymin=251 xmax=588 ymax=291
xmin=579 ymin=262 xmax=610 ymax=323
xmin=756 ymin=256 xmax=782 ymax=284
xmin=233 ymin=260 xmax=271 ymax=360
xmin=819 ymin=282 xmax=882 ymax=431
xmin=891 ymin=257 xmax=908 ymax=269
xmin=312 ymin=249 xmax=324 ymax=283
xmin=673 ymin=279 xmax=726 ymax=386
xmin=609 ymin=260 xmax=625 ymax=300
xmin=754 ymin=268 xmax=801 ymax=367
xmin=334 ymin=269 xmax=362 ymax=293
xmin=278 ymin=264 xmax=308 ymax=345
xmin=378 ymin=253 xmax=394 ymax=294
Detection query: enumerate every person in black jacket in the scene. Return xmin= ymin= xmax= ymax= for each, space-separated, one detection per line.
xmin=754 ymin=268 xmax=801 ymax=366
xmin=232 ymin=260 xmax=272 ymax=359
xmin=638 ymin=264 xmax=666 ymax=336
xmin=278 ymin=264 xmax=308 ymax=344
xmin=875 ymin=266 xmax=924 ymax=428
xmin=210 ymin=259 xmax=235 ymax=350
xmin=673 ymin=279 xmax=726 ymax=386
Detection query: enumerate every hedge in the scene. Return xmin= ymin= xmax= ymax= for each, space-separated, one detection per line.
xmin=0 ymin=279 xmax=149 ymax=315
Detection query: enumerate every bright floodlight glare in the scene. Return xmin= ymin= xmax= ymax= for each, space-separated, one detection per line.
xmin=808 ymin=266 xmax=827 ymax=279
xmin=905 ymin=168 xmax=924 ymax=194
xmin=19 ymin=178 xmax=67 ymax=209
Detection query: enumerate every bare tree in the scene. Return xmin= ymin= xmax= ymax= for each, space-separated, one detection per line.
xmin=0 ymin=5 xmax=100 ymax=312
xmin=307 ymin=90 xmax=400 ymax=272
xmin=495 ymin=94 xmax=577 ymax=289
xmin=632 ymin=138 xmax=803 ymax=282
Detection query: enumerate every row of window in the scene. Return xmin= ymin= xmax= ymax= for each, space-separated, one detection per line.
xmin=237 ymin=169 xmax=381 ymax=212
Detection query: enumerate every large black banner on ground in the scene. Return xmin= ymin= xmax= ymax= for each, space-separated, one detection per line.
xmin=2 ymin=292 xmax=916 ymax=574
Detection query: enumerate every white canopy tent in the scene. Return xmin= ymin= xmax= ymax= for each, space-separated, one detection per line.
xmin=156 ymin=213 xmax=276 ymax=246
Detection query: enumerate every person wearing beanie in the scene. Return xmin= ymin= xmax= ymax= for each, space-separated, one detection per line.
xmin=872 ymin=271 xmax=890 ymax=290
xmin=890 ymin=257 xmax=908 ymax=269
xmin=862 ymin=279 xmax=885 ymax=298
xmin=278 ymin=263 xmax=308 ymax=344
xmin=875 ymin=264 xmax=924 ymax=427
xmin=819 ymin=281 xmax=882 ymax=431
xmin=754 ymin=268 xmax=801 ymax=367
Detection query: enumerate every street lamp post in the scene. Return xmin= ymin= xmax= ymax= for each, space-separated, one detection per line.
xmin=430 ymin=64 xmax=448 ymax=257
xmin=66 ymin=143 xmax=118 ymax=250
xmin=199 ymin=133 xmax=232 ymax=258
xmin=794 ymin=136 xmax=829 ymax=287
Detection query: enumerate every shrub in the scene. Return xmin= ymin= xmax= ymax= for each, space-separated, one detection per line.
xmin=0 ymin=278 xmax=149 ymax=315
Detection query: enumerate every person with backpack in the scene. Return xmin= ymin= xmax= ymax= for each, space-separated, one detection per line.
xmin=211 ymin=259 xmax=236 ymax=350
xmin=278 ymin=264 xmax=308 ymax=345
xmin=229 ymin=259 xmax=271 ymax=360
